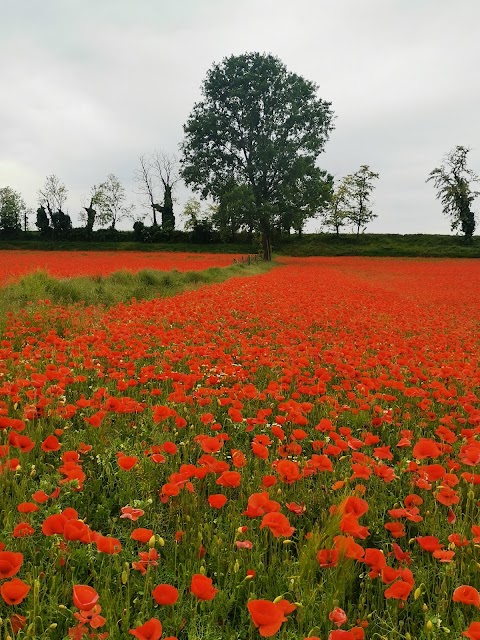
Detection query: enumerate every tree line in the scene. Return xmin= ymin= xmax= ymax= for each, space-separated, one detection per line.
xmin=1 ymin=52 xmax=478 ymax=258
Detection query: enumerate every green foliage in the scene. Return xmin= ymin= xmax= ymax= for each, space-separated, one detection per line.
xmin=427 ymin=145 xmax=479 ymax=240
xmin=321 ymin=178 xmax=350 ymax=236
xmin=95 ymin=174 xmax=134 ymax=229
xmin=275 ymin=232 xmax=480 ymax=257
xmin=35 ymin=205 xmax=51 ymax=235
xmin=0 ymin=186 xmax=26 ymax=235
xmin=183 ymin=198 xmax=215 ymax=242
xmin=181 ymin=52 xmax=334 ymax=259
xmin=38 ymin=174 xmax=68 ymax=215
xmin=342 ymin=165 xmax=380 ymax=236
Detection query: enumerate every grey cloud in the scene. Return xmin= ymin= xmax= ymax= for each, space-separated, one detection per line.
xmin=1 ymin=0 xmax=479 ymax=232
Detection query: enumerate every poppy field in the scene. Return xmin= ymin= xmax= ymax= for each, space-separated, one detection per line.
xmin=0 ymin=256 xmax=480 ymax=640
xmin=0 ymin=251 xmax=243 ymax=286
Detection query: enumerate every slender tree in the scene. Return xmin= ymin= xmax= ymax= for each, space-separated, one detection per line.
xmin=321 ymin=178 xmax=350 ymax=236
xmin=344 ymin=165 xmax=379 ymax=236
xmin=427 ymin=145 xmax=479 ymax=240
xmin=181 ymin=52 xmax=334 ymax=260
xmin=152 ymin=152 xmax=180 ymax=232
xmin=95 ymin=174 xmax=133 ymax=229
xmin=134 ymin=155 xmax=159 ymax=226
xmin=38 ymin=175 xmax=68 ymax=223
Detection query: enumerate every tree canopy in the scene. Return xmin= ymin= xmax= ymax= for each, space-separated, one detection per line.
xmin=427 ymin=145 xmax=479 ymax=240
xmin=0 ymin=186 xmax=27 ymax=235
xmin=180 ymin=52 xmax=334 ymax=259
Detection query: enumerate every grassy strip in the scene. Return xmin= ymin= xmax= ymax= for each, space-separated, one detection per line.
xmin=275 ymin=233 xmax=480 ymax=257
xmin=0 ymin=260 xmax=274 ymax=330
xmin=0 ymin=239 xmax=254 ymax=253
xmin=1 ymin=233 xmax=480 ymax=256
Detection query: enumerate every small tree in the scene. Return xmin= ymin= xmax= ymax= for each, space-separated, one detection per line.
xmin=152 ymin=152 xmax=179 ymax=232
xmin=35 ymin=206 xmax=51 ymax=235
xmin=344 ymin=165 xmax=379 ymax=236
xmin=321 ymin=178 xmax=350 ymax=236
xmin=38 ymin=175 xmax=68 ymax=223
xmin=80 ymin=185 xmax=104 ymax=236
xmin=183 ymin=198 xmax=214 ymax=242
xmin=427 ymin=145 xmax=479 ymax=240
xmin=95 ymin=174 xmax=133 ymax=229
xmin=135 ymin=152 xmax=180 ymax=231
xmin=0 ymin=187 xmax=26 ymax=235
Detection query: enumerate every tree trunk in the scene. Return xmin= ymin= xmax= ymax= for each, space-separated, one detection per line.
xmin=151 ymin=204 xmax=158 ymax=226
xmin=261 ymin=231 xmax=272 ymax=261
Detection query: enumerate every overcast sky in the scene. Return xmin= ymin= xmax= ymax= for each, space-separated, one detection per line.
xmin=1 ymin=0 xmax=479 ymax=233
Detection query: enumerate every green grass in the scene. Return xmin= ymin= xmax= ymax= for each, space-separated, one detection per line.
xmin=274 ymin=233 xmax=480 ymax=257
xmin=0 ymin=261 xmax=274 ymax=332
xmin=1 ymin=232 xmax=480 ymax=257
xmin=0 ymin=240 xmax=254 ymax=254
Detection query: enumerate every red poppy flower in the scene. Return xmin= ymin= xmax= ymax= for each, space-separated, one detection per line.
xmin=72 ymin=585 xmax=99 ymax=611
xmin=247 ymin=599 xmax=288 ymax=637
xmin=152 ymin=583 xmax=179 ymax=605
xmin=41 ymin=435 xmax=61 ymax=452
xmin=329 ymin=607 xmax=347 ymax=627
xmin=216 ymin=471 xmax=241 ymax=487
xmin=118 ymin=455 xmax=138 ymax=471
xmin=463 ymin=622 xmax=480 ymax=639
xmin=1 ymin=578 xmax=31 ymax=605
xmin=384 ymin=580 xmax=413 ymax=601
xmin=452 ymin=586 xmax=480 ymax=607
xmin=208 ymin=494 xmax=228 ymax=509
xmin=63 ymin=520 xmax=88 ymax=542
xmin=13 ymin=522 xmax=35 ymax=538
xmin=32 ymin=490 xmax=50 ymax=504
xmin=0 ymin=551 xmax=23 ymax=578
xmin=190 ymin=574 xmax=218 ymax=600
xmin=417 ymin=536 xmax=443 ymax=553
xmin=120 ymin=505 xmax=145 ymax=521
xmin=17 ymin=502 xmax=39 ymax=513
xmin=129 ymin=618 xmax=163 ymax=640
xmin=260 ymin=512 xmax=295 ymax=538
xmin=235 ymin=540 xmax=253 ymax=549
xmin=74 ymin=604 xmax=106 ymax=629
xmin=96 ymin=535 xmax=122 ymax=554
xmin=131 ymin=528 xmax=154 ymax=543
xmin=41 ymin=513 xmax=68 ymax=536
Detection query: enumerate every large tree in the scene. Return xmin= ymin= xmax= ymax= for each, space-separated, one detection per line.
xmin=180 ymin=52 xmax=334 ymax=259
xmin=427 ymin=145 xmax=479 ymax=240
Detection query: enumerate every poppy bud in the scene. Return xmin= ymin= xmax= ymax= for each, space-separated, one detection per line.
xmin=148 ymin=535 xmax=156 ymax=547
xmin=199 ymin=565 xmax=206 ymax=575
xmin=426 ymin=620 xmax=433 ymax=631
xmin=157 ymin=537 xmax=165 ymax=547
xmin=273 ymin=595 xmax=284 ymax=604
xmin=414 ymin=587 xmax=422 ymax=600
xmin=234 ymin=560 xmax=239 ymax=573
xmin=422 ymin=603 xmax=428 ymax=612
